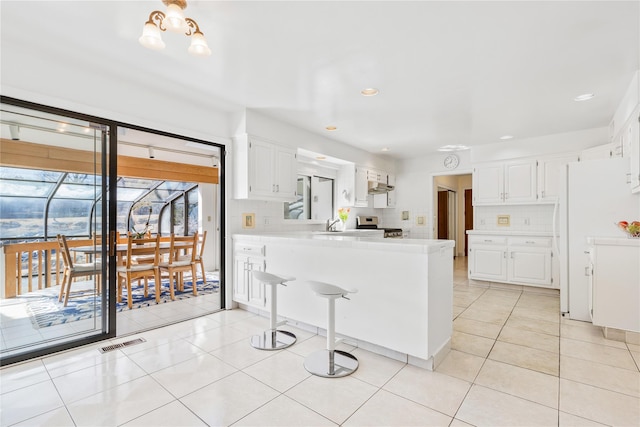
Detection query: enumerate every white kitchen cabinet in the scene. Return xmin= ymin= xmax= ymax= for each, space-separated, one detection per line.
xmin=367 ymin=169 xmax=387 ymax=183
xmin=233 ymin=241 xmax=266 ymax=307
xmin=622 ymin=108 xmax=640 ymax=193
xmin=468 ymin=234 xmax=554 ymax=287
xmin=354 ymin=166 xmax=369 ymax=207
xmin=468 ymin=236 xmax=507 ymax=281
xmin=473 ymin=159 xmax=536 ymax=205
xmin=507 ymin=238 xmax=553 ymax=286
xmin=233 ymin=135 xmax=297 ymax=202
xmin=580 ymin=143 xmax=617 ymax=161
xmin=588 ymin=238 xmax=640 ymax=333
xmin=537 ymin=153 xmax=580 ymax=202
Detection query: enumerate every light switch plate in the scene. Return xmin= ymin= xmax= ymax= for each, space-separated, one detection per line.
xmin=497 ymin=215 xmax=510 ymax=226
xmin=402 ymin=211 xmax=409 ymax=220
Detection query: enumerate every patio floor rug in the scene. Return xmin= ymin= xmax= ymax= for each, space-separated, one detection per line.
xmin=25 ymin=273 xmax=219 ymax=328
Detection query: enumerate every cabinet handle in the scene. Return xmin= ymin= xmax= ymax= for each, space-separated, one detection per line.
xmin=503 ymin=252 xmax=507 ymax=259
xmin=484 ymin=239 xmax=493 ymax=242
xmin=525 ymin=241 xmax=535 ymax=244
xmin=627 ymin=173 xmax=632 ymax=184
xmin=541 ymin=190 xmax=545 ymax=198
xmin=510 ymin=252 xmax=514 ymax=259
xmin=584 ymin=266 xmax=591 ymax=276
xmin=276 ymin=184 xmax=280 ymax=192
xmin=504 ymin=192 xmax=509 ymax=199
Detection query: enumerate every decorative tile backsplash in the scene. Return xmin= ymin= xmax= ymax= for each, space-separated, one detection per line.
xmin=474 ymin=204 xmax=555 ymax=232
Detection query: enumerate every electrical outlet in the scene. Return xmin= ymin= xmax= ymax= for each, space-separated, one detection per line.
xmin=416 ymin=216 xmax=425 ymax=225
xmin=480 ymin=219 xmax=486 ymax=225
xmin=264 ymin=216 xmax=270 ymax=225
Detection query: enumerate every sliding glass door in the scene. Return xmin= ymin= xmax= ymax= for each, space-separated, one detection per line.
xmin=0 ymin=97 xmax=116 ymax=365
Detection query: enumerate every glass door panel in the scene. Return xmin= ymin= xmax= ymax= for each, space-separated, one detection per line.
xmin=0 ymin=99 xmax=113 ymax=364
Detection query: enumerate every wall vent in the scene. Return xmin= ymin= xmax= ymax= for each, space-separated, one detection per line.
xmin=99 ymin=338 xmax=146 ymax=353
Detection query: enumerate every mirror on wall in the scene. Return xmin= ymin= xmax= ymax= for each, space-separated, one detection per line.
xmin=284 ymin=174 xmax=334 ymax=220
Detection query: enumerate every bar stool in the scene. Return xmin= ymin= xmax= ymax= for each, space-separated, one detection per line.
xmin=250 ymin=271 xmax=297 ymax=350
xmin=304 ymin=281 xmax=359 ymax=378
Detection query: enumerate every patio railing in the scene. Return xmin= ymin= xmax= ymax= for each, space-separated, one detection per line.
xmin=2 ymin=238 xmax=93 ymax=298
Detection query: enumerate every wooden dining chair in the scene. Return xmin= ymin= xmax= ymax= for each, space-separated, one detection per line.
xmin=57 ymin=234 xmax=101 ymax=307
xmin=116 ymin=235 xmax=161 ymax=309
xmin=179 ymin=230 xmax=207 ymax=281
xmin=158 ymin=233 xmax=198 ymax=300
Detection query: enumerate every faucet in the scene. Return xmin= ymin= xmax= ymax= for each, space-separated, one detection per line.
xmin=326 ymin=218 xmax=340 ymax=231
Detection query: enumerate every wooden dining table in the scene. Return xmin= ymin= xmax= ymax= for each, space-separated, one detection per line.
xmin=70 ymin=242 xmax=192 ymax=264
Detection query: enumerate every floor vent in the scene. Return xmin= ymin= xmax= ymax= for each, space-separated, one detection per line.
xmin=99 ymin=338 xmax=146 ymax=353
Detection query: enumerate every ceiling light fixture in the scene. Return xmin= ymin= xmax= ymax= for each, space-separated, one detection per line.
xmin=325 ymin=125 xmax=338 ymax=131
xmin=574 ymin=93 xmax=595 ymax=102
xmin=499 ymin=135 xmax=514 ymax=140
xmin=361 ymin=88 xmax=379 ymax=96
xmin=381 ymin=147 xmax=390 ymax=152
xmin=437 ymin=144 xmax=470 ymax=152
xmin=139 ymin=0 xmax=211 ymax=57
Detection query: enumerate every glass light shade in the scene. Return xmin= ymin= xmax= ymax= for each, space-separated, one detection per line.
xmin=139 ymin=23 xmax=165 ymax=50
xmin=188 ymin=32 xmax=211 ymax=56
xmin=164 ymin=3 xmax=187 ymax=33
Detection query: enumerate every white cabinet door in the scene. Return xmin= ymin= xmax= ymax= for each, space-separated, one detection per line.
xmin=354 ymin=167 xmax=369 ymax=207
xmin=473 ymin=164 xmax=504 ymax=205
xmin=591 ymin=243 xmax=640 ymax=332
xmin=274 ymin=146 xmax=297 ymax=198
xmin=233 ymin=255 xmax=249 ymax=302
xmin=469 ymin=244 xmax=507 ymax=281
xmin=247 ymin=257 xmax=266 ymax=307
xmin=504 ymin=160 xmax=537 ymax=203
xmin=248 ymin=139 xmax=276 ymax=198
xmin=537 ymin=155 xmax=578 ymax=202
xmin=625 ymin=113 xmax=640 ymax=192
xmin=508 ymin=246 xmax=552 ymax=286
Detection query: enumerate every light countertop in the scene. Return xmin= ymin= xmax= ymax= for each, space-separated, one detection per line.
xmin=232 ymin=232 xmax=455 ymax=254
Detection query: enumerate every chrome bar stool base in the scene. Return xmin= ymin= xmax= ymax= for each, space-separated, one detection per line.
xmin=304 ymin=349 xmax=359 ymax=378
xmin=250 ymin=329 xmax=297 ymax=350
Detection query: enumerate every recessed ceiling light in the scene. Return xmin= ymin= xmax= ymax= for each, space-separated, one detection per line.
xmin=360 ymin=88 xmax=379 ymax=96
xmin=437 ymin=144 xmax=470 ymax=152
xmin=499 ymin=135 xmax=514 ymax=140
xmin=381 ymin=147 xmax=390 ymax=152
xmin=325 ymin=125 xmax=338 ymax=131
xmin=574 ymin=93 xmax=595 ymax=102
xmin=316 ymin=156 xmax=326 ymax=160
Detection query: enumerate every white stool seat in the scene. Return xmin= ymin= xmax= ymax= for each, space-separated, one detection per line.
xmin=308 ymin=280 xmax=357 ymax=297
xmin=250 ymin=271 xmax=296 ymax=351
xmin=304 ymin=280 xmax=359 ymax=378
xmin=253 ymin=271 xmax=296 ymax=286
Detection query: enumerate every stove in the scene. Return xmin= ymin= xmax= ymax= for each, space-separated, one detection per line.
xmin=356 ymin=216 xmax=403 ymax=238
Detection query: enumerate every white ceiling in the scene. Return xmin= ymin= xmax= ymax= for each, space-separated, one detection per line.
xmin=1 ymin=1 xmax=639 ymax=159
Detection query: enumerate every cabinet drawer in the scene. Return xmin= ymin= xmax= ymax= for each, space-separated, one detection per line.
xmin=508 ymin=237 xmax=552 ymax=247
xmin=234 ymin=242 xmax=265 ymax=256
xmin=469 ymin=236 xmax=507 ymax=245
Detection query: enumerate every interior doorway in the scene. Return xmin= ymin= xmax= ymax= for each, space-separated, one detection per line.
xmin=433 ymin=173 xmax=473 ymax=257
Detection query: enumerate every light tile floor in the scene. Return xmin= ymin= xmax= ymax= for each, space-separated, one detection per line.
xmin=1 ymin=258 xmax=639 ymax=426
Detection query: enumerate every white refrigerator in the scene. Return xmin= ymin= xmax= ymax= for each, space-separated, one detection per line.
xmin=559 ymin=157 xmax=640 ymax=321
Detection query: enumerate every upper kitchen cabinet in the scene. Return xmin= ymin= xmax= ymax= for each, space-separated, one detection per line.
xmin=233 ymin=135 xmax=297 ymax=201
xmin=354 ymin=166 xmax=369 ymax=207
xmin=473 ymin=159 xmax=537 ymax=205
xmin=537 ymin=153 xmax=580 ymax=202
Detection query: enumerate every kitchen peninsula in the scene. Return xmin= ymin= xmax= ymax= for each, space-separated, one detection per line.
xmin=233 ymin=232 xmax=455 ymax=369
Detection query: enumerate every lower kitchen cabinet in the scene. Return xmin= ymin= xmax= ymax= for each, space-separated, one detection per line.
xmin=233 ymin=241 xmax=266 ymax=307
xmin=468 ymin=237 xmax=507 ymax=281
xmin=469 ymin=234 xmax=555 ymax=288
xmin=588 ymin=238 xmax=640 ymax=333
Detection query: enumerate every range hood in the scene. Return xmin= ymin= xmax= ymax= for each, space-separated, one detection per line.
xmin=368 ymin=181 xmax=395 ymax=194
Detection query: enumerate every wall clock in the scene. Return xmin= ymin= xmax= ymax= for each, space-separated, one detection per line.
xmin=443 ymin=154 xmax=459 ymax=169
